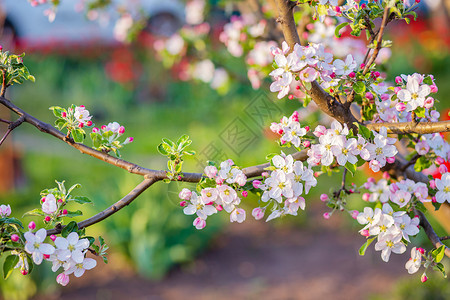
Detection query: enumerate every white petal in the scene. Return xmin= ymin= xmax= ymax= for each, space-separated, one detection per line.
xmin=55 ymin=237 xmax=69 ymax=250
xmin=67 ymin=232 xmax=79 ymax=245
xmin=83 ymin=258 xmax=97 ymax=270
xmin=39 ymin=243 xmax=55 ymax=255
xmin=35 ymin=228 xmax=47 ymax=243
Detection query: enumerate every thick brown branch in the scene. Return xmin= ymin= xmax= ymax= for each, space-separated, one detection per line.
xmin=366 ymin=120 xmax=450 ymax=134
xmin=47 ymin=178 xmax=157 ymax=235
xmin=274 ymin=0 xmax=359 ymax=130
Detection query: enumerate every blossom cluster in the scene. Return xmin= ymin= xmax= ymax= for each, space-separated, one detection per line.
xmin=307 ymin=122 xmax=398 ymax=172
xmin=269 ymin=111 xmax=310 ymax=148
xmin=41 ymin=193 xmax=68 ymax=222
xmin=270 ymin=41 xmax=354 ymax=99
xmin=90 ymin=122 xmax=133 ymax=156
xmin=179 ymin=159 xmax=248 ymax=229
xmin=255 ymin=154 xmax=317 ymax=221
xmin=24 ymin=228 xmax=96 ymax=286
xmin=357 ymin=204 xmax=419 ymax=262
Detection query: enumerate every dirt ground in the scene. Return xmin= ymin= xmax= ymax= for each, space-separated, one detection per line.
xmin=36 ymin=207 xmax=410 ymax=300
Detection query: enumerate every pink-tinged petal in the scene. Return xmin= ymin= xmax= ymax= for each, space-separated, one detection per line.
xmin=397 ymin=89 xmax=411 ymax=102
xmin=407 ymin=77 xmax=419 ymax=93
xmin=183 ymin=205 xmax=196 ymax=215
xmin=67 ymin=232 xmax=79 ymax=245
xmin=269 ymin=68 xmax=284 ymax=77
xmin=25 ymin=243 xmax=35 ymax=254
xmin=35 ymin=228 xmax=47 ymax=243
xmin=74 ymin=268 xmax=85 ymax=278
xmin=39 ymin=243 xmax=55 ymax=255
xmin=76 ymin=238 xmax=90 ymax=250
xmin=270 ymin=81 xmax=281 ymax=92
xmin=55 ymin=237 xmax=69 ymax=250
xmin=202 ymin=205 xmax=217 ymax=216
xmin=57 ymin=249 xmax=71 ymax=262
xmin=71 ymin=250 xmax=84 ymax=264
xmin=83 ymin=258 xmax=97 ymax=270
xmin=24 ymin=232 xmax=35 ymax=243
xmin=418 ymin=85 xmax=431 ymax=98
xmin=33 ymin=252 xmax=44 ymax=265
xmin=274 ymin=54 xmax=287 ymax=67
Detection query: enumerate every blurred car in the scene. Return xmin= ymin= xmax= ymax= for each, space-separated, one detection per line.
xmin=0 ymin=0 xmax=185 ymax=50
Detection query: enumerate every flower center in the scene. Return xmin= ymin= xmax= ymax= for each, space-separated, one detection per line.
xmin=386 ymin=240 xmax=394 ymax=248
xmin=206 ymin=192 xmax=212 ymax=197
xmin=444 ymin=186 xmax=450 ymax=193
xmin=375 ymin=147 xmax=383 ymax=155
xmin=224 ymin=190 xmax=230 ymax=196
xmin=68 ymin=245 xmax=75 ymax=251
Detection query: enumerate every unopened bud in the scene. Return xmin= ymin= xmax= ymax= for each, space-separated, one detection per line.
xmin=242 ymin=191 xmax=248 ymax=197
xmin=28 ymin=221 xmax=36 ymax=230
xmin=11 ymin=234 xmax=19 ymax=242
xmin=421 ymin=274 xmax=427 ymax=283
xmin=50 ymin=235 xmax=57 ymax=241
xmin=351 ymin=210 xmax=359 ymax=219
xmin=362 ymin=193 xmax=370 ymax=201
xmin=320 ymin=194 xmax=329 ymax=202
xmin=360 ymin=229 xmax=370 ymax=237
xmin=179 ymin=201 xmax=187 ymax=207
xmin=303 ymin=140 xmax=311 ymax=148
xmin=44 ymin=216 xmax=51 ymax=222
xmin=86 ymin=120 xmax=93 ymax=126
xmin=323 ymin=212 xmax=330 ymax=219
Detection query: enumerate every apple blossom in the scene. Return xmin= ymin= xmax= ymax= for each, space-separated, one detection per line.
xmin=24 ymin=228 xmax=55 ymax=265
xmin=435 ymin=172 xmax=450 ymax=203
xmin=65 ymin=257 xmax=97 ymax=278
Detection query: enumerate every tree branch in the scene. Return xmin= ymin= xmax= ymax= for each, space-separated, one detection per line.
xmin=366 ymin=120 xmax=450 ymax=134
xmin=274 ymin=0 xmax=359 ymax=130
xmin=47 ymin=177 xmax=157 ymax=235
xmin=0 ymin=115 xmax=24 ymax=146
xmin=413 ymin=209 xmax=450 ymax=258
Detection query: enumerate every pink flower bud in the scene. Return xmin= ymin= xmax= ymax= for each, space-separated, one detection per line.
xmin=365 ymin=92 xmax=374 ymax=101
xmin=58 ymin=198 xmax=63 ymax=203
xmin=382 ymin=171 xmax=390 ymax=179
xmin=261 ymin=172 xmax=269 ymax=178
xmin=348 ymin=189 xmax=354 ymax=194
xmin=61 ymin=112 xmax=67 ymax=118
xmin=320 ymin=194 xmax=329 ymax=202
xmin=303 ymin=140 xmax=311 ymax=148
xmin=216 ymin=205 xmax=223 ymax=211
xmin=395 ymin=76 xmax=403 ymax=84
xmin=118 ymin=126 xmax=125 ymax=134
xmin=360 ymin=63 xmax=365 ymax=69
xmin=126 ymin=137 xmax=134 ymax=143
xmin=101 ymin=125 xmax=107 ymax=130
xmin=380 ymin=94 xmax=390 ymax=101
xmin=394 ymin=86 xmax=402 ymax=94
xmin=78 ymin=122 xmax=84 ymax=128
xmin=193 ymin=217 xmax=206 ymax=230
xmin=44 ymin=216 xmax=51 ymax=222
xmin=215 ymin=177 xmax=224 ymax=185
xmin=43 ymin=254 xmax=50 ymax=260
xmin=386 ymin=157 xmax=395 ymax=164
xmin=62 ymin=209 xmax=68 ymax=215
xmin=432 ymin=196 xmax=437 ymax=203
xmin=439 ymin=164 xmax=448 ymax=174
xmin=429 ymin=180 xmax=436 ymax=189
xmin=21 ymin=269 xmax=28 ymax=275
xmin=179 ymin=201 xmax=187 ymax=207
xmin=363 ymin=182 xmax=371 ymax=189
xmin=50 ymin=235 xmax=57 ymax=241
xmin=351 ymin=210 xmax=359 ymax=219
xmin=430 ymin=84 xmax=438 ymax=93
xmin=28 ymin=221 xmax=36 ymax=230
xmin=252 ymin=180 xmax=261 ymax=189
xmin=417 ymin=247 xmax=425 ymax=254
xmin=348 ymin=72 xmax=355 ymax=78
xmin=396 ymin=102 xmax=406 ymax=112
xmin=288 ymin=95 xmax=294 ymax=100
xmin=390 ymin=183 xmax=399 ymax=193
xmin=313 ymin=125 xmax=327 ymax=137
xmin=415 ymin=0 xmax=420 ymax=3
xmin=291 ymin=111 xmax=299 ymax=121
xmin=56 ymin=273 xmax=70 ymax=286
xmin=424 ymin=97 xmax=434 ymax=109
xmin=79 ymin=105 xmax=85 ymax=108
xmin=362 ymin=193 xmax=370 ymax=201
xmin=92 ymin=127 xmax=99 ymax=133
xmin=86 ymin=120 xmax=93 ymax=126
xmin=252 ymin=207 xmax=265 ymax=220
xmin=41 ymin=197 xmax=46 ymax=203
xmin=323 ymin=212 xmax=330 ymax=220
xmin=360 ymin=229 xmax=370 ymax=237
xmin=368 ymin=177 xmax=376 ymax=183
xmin=436 ymin=157 xmax=445 ymax=165
xmin=0 ymin=45 xmax=2 ymax=51
xmin=421 ymin=274 xmax=427 ymax=283
xmin=11 ymin=234 xmax=19 ymax=242
xmin=330 ymin=72 xmax=336 ymax=79
xmin=361 ymin=4 xmax=367 ymax=9
xmin=242 ymin=191 xmax=248 ymax=197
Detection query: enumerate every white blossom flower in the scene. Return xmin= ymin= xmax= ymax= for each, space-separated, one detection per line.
xmin=331 ymin=136 xmax=358 ymax=166
xmin=375 ymin=233 xmax=406 ymax=262
xmin=54 ymin=232 xmax=90 ymax=263
xmin=230 ymin=208 xmax=246 ymax=223
xmin=42 ymin=194 xmax=58 ymax=215
xmin=65 ymin=257 xmax=97 ymax=278
xmin=394 ymin=215 xmax=420 ymax=242
xmin=333 ymin=54 xmax=356 ymax=76
xmin=183 ymin=193 xmax=217 ymax=219
xmin=405 ymin=247 xmax=422 ymax=274
xmin=24 ymin=228 xmax=55 ymax=265
xmin=397 ymin=75 xmax=431 ymax=111
xmin=435 ymin=172 xmax=450 ymax=203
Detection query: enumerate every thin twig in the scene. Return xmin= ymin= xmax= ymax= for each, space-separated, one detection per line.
xmin=47 ymin=178 xmax=157 ymax=235
xmin=0 ymin=115 xmax=25 ymax=146
xmin=1 ymin=69 xmax=6 ymax=97
xmin=414 ymin=209 xmax=450 ymax=258
xmin=366 ymin=120 xmax=450 ymax=134
xmin=0 ymin=118 xmax=11 ymax=124
xmin=440 ymin=236 xmax=450 ymax=241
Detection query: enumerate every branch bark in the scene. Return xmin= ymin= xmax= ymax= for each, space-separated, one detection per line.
xmin=47 ymin=178 xmax=157 ymax=235
xmin=366 ymin=120 xmax=450 ymax=134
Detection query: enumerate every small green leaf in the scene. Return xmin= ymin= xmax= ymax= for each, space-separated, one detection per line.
xmin=3 ymin=255 xmax=19 ymax=279
xmin=64 ymin=210 xmax=83 ymax=218
xmin=71 ymin=196 xmax=92 ymax=205
xmin=335 ymin=22 xmax=349 ymax=38
xmin=157 ymin=143 xmax=169 ymax=156
xmin=182 ymin=150 xmax=196 ymax=156
xmin=353 ymin=81 xmax=366 ymax=95
xmin=162 ymin=138 xmax=175 ymax=148
xmin=62 ymin=221 xmax=79 ymax=238
xmin=434 ymin=262 xmax=447 ymax=278
xmin=434 ymin=245 xmax=446 ymax=263
xmin=67 ymin=183 xmax=81 ymax=196
xmin=345 ymin=162 xmax=357 ymax=176
xmin=359 ymin=237 xmax=376 ymax=256
xmin=176 ymin=134 xmax=189 ymax=146
xmin=71 ymin=129 xmax=85 ymax=143
xmin=23 ymin=208 xmax=45 ymax=217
